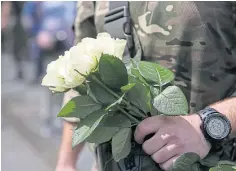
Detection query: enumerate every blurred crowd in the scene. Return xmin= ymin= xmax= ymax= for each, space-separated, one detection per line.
xmin=1 ymin=1 xmax=80 ymax=138
xmin=1 ymin=3 xmax=94 ymax=170
xmin=1 ymin=1 xmax=77 ymax=84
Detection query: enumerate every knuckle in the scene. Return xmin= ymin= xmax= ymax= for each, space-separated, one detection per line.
xmin=152 ymin=153 xmax=162 ymax=163
xmin=159 ymin=163 xmax=169 ymax=171
xmin=167 ymin=134 xmax=179 ymax=142
xmin=142 ymin=142 xmax=151 ymax=155
xmin=172 ymin=139 xmax=185 ymax=149
xmin=177 ymin=141 xmax=185 ymax=150
xmin=136 ymin=122 xmax=146 ymax=134
xmin=142 ymin=141 xmax=154 ymax=155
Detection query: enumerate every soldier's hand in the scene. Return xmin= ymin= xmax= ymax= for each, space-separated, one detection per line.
xmin=134 ymin=114 xmax=211 ymax=171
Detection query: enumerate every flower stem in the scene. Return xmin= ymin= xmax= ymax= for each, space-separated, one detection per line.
xmin=91 ymin=74 xmax=146 ymax=118
xmin=127 ymin=105 xmax=146 ymax=118
xmin=118 ymin=106 xmax=140 ymax=123
xmin=91 ymin=75 xmax=121 ymax=99
xmin=156 ymin=71 xmax=162 ymax=92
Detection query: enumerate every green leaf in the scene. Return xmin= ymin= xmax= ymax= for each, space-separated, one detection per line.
xmin=217 ymin=161 xmax=236 ymax=166
xmin=58 ymin=95 xmax=102 ymax=118
xmin=88 ymin=79 xmax=117 ymax=105
xmin=150 ymin=106 xmax=158 ymax=116
xmin=170 ymin=153 xmax=200 ymax=171
xmin=74 ymin=84 xmax=88 ymax=96
xmin=86 ymin=112 xmax=131 ymax=144
xmin=130 ymin=58 xmax=138 ymax=68
xmin=131 ymin=68 xmax=149 ymax=86
xmin=102 ymin=113 xmax=131 ymax=128
xmin=150 ymin=86 xmax=159 ymax=97
xmin=86 ymin=125 xmax=119 ymax=144
xmin=138 ymin=61 xmax=174 ymax=86
xmin=209 ymin=164 xmax=236 ymax=171
xmin=127 ymin=83 xmax=151 ymax=114
xmin=200 ymin=153 xmax=220 ymax=167
xmin=72 ymin=109 xmax=106 ymax=147
xmin=99 ymin=54 xmax=128 ymax=89
xmin=121 ymin=83 xmax=136 ymax=93
xmin=153 ymin=86 xmax=188 ymax=115
xmin=86 ymin=82 xmax=100 ymax=103
xmin=112 ymin=127 xmax=132 ymax=162
xmin=105 ymin=94 xmax=125 ymax=111
xmin=128 ymin=75 xmax=142 ymax=85
xmin=191 ymin=163 xmax=202 ymax=171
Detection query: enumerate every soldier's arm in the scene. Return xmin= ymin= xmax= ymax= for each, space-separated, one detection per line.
xmin=73 ymin=1 xmax=97 ymax=45
xmin=210 ymin=97 xmax=236 ymax=138
xmin=56 ymin=90 xmax=84 ymax=171
xmin=56 ymin=1 xmax=97 ymax=170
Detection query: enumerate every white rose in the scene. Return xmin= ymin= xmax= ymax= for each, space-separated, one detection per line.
xmin=63 ymin=69 xmax=85 ymax=88
xmin=63 ymin=45 xmax=98 ymax=88
xmin=70 ymin=45 xmax=98 ymax=74
xmin=42 ymin=32 xmax=126 ymax=92
xmin=42 ymin=73 xmax=66 ymax=92
xmin=113 ymin=38 xmax=127 ymax=59
xmin=42 ymin=57 xmax=68 ymax=92
xmin=96 ymin=32 xmax=127 ymax=60
xmin=81 ymin=38 xmax=103 ymax=59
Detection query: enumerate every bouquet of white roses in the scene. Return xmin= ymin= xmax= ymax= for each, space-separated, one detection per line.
xmin=42 ymin=33 xmax=235 ymax=171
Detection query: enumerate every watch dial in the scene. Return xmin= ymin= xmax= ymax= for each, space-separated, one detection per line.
xmin=206 ymin=116 xmax=230 ymax=139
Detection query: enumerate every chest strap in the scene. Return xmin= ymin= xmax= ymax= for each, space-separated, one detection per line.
xmin=104 ymin=1 xmax=133 ymax=51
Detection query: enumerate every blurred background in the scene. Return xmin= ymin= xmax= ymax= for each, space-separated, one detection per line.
xmin=1 ymin=1 xmax=94 ymax=170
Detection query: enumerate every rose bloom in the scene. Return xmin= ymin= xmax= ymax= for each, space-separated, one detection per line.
xmin=42 ymin=32 xmax=126 ymax=92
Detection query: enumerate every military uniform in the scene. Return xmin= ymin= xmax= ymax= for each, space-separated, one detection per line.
xmin=65 ymin=1 xmax=236 ymax=170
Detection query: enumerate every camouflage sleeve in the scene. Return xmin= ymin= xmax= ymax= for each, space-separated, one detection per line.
xmin=73 ymin=1 xmax=97 ymax=45
xmin=229 ymin=84 xmax=236 ymax=97
xmin=230 ymin=3 xmax=236 ymax=97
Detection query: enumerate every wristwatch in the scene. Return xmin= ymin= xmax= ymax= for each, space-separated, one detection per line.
xmin=197 ymin=107 xmax=232 ymax=143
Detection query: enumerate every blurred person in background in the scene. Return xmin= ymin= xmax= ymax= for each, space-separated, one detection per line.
xmin=1 ymin=1 xmax=26 ymax=80
xmin=21 ymin=1 xmax=77 ymax=84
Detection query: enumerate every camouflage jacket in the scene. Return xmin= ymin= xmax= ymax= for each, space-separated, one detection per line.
xmin=72 ymin=1 xmax=236 ymax=170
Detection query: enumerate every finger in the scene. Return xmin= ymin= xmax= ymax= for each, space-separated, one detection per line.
xmin=151 ymin=143 xmax=180 ymax=164
xmin=159 ymin=155 xmax=179 ymax=171
xmin=134 ymin=116 xmax=165 ymax=144
xmin=142 ymin=132 xmax=170 ymax=155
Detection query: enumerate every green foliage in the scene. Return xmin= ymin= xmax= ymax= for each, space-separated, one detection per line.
xmin=138 ymin=61 xmax=174 ymax=86
xmin=99 ymin=54 xmax=128 ymax=89
xmin=153 ymin=86 xmax=188 ymax=115
xmin=74 ymin=84 xmax=87 ymax=95
xmin=209 ymin=164 xmax=236 ymax=171
xmin=200 ymin=153 xmax=220 ymax=167
xmin=121 ymin=83 xmax=136 ymax=93
xmin=56 ymin=54 xmax=227 ymax=170
xmin=88 ymin=78 xmax=117 ymax=105
xmin=57 ymin=95 xmax=102 ymax=118
xmin=72 ymin=109 xmax=106 ymax=147
xmin=126 ymin=83 xmax=151 ymax=114
xmin=112 ymin=127 xmax=132 ymax=162
xmin=170 ymin=153 xmax=200 ymax=171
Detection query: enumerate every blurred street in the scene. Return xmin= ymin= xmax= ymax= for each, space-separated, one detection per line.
xmin=2 ymin=53 xmax=94 ymax=171
xmin=1 ymin=2 xmax=95 ymax=170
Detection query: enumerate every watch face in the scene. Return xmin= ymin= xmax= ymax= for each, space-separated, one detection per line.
xmin=205 ymin=114 xmax=231 ymax=140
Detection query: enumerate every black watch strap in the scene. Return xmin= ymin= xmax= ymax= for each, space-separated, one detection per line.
xmin=197 ymin=106 xmax=232 ymax=143
xmin=198 ymin=107 xmax=219 ymax=121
